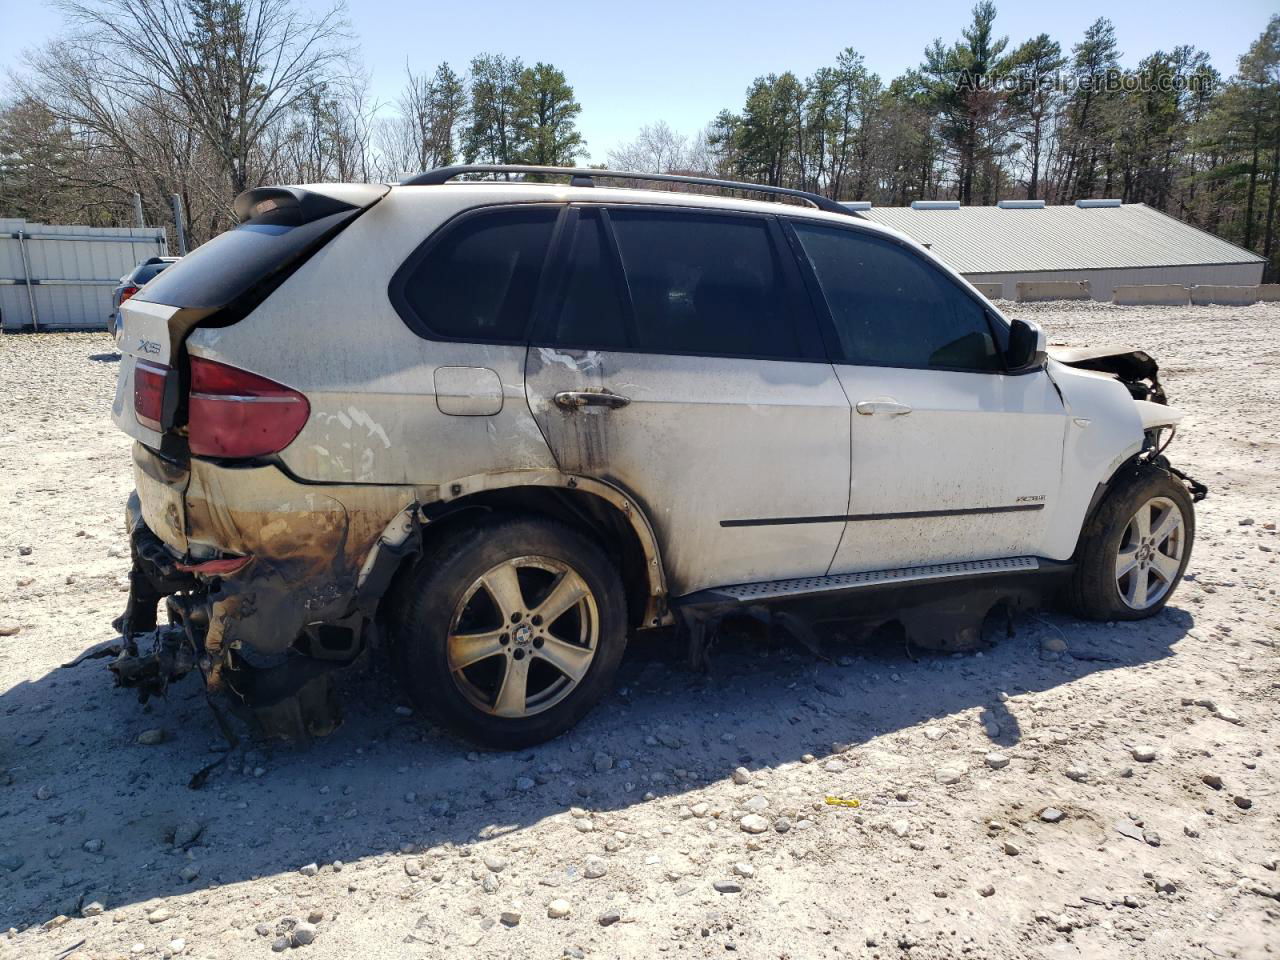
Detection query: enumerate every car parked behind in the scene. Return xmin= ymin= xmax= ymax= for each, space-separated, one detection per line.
xmin=107 ymin=256 xmax=179 ymax=339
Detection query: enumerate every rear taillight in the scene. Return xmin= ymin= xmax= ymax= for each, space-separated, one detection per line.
xmin=119 ymin=284 xmax=140 ymax=303
xmin=188 ymin=356 xmax=310 ymax=458
xmin=133 ymin=359 xmax=170 ymax=431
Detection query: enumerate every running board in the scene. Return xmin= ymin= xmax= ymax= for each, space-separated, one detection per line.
xmin=685 ymin=556 xmax=1042 ymax=605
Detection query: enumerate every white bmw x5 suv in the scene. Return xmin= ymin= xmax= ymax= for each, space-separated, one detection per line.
xmin=108 ymin=165 xmax=1203 ymax=747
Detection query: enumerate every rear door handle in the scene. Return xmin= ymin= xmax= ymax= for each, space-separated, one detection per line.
xmin=554 ymin=390 xmax=631 ymax=410
xmin=855 ymin=399 xmax=913 ymax=416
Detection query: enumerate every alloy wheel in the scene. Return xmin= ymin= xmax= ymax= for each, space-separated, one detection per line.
xmin=446 ymin=556 xmax=599 ymax=718
xmin=1115 ymin=496 xmax=1185 ymax=610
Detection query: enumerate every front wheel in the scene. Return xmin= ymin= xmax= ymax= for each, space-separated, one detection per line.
xmin=1067 ymin=461 xmax=1195 ymax=621
xmin=392 ymin=516 xmax=627 ymax=748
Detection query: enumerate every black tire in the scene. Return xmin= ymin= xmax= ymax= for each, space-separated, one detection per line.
xmin=1066 ymin=461 xmax=1195 ymax=621
xmin=391 ymin=514 xmax=627 ymax=748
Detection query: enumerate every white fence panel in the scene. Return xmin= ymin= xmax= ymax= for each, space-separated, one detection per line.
xmin=0 ymin=218 xmax=168 ymax=331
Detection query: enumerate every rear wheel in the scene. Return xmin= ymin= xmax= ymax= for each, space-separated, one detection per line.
xmin=1067 ymin=462 xmax=1194 ymax=621
xmin=393 ymin=516 xmax=627 ymax=748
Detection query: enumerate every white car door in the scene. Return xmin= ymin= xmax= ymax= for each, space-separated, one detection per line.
xmin=785 ymin=219 xmax=1068 ymax=573
xmin=524 ymin=205 xmax=852 ymax=597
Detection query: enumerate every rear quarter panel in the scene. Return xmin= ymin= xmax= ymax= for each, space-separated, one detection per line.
xmin=184 ymin=187 xmax=559 ymax=487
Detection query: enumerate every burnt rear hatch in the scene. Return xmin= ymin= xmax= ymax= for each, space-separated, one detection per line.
xmin=107 ymin=183 xmax=390 ymax=741
xmin=111 ymin=183 xmax=389 ymax=457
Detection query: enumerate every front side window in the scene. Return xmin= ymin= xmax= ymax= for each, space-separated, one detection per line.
xmin=597 ymin=209 xmax=816 ymax=360
xmin=791 ymin=222 xmax=1003 ymax=371
xmin=393 ymin=205 xmax=559 ymax=342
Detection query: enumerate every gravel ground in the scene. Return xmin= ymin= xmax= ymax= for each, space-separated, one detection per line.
xmin=1 ymin=305 xmax=1277 ymax=960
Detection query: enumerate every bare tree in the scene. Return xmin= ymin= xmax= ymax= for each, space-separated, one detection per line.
xmin=608 ymin=121 xmax=690 ymax=172
xmin=38 ymin=0 xmax=352 ymax=195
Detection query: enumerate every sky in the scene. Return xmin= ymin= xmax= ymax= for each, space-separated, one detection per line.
xmin=0 ymin=0 xmax=1274 ymax=163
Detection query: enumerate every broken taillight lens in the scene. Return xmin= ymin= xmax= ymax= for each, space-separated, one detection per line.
xmin=188 ymin=356 xmax=310 ymax=458
xmin=133 ymin=359 xmax=170 ymax=431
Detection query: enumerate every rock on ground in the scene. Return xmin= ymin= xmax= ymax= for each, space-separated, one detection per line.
xmin=0 ymin=311 xmax=1277 ymax=958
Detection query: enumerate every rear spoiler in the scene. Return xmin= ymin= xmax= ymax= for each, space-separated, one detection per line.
xmin=233 ymin=183 xmax=390 ymax=225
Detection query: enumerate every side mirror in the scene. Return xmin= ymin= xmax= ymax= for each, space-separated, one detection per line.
xmin=1006 ymin=318 xmax=1047 ymax=372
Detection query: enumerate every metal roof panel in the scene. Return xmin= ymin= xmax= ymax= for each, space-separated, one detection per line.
xmin=858 ymin=203 xmax=1265 ymax=273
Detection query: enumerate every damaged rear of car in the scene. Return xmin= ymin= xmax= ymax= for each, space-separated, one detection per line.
xmin=110 ymin=183 xmax=406 ymax=739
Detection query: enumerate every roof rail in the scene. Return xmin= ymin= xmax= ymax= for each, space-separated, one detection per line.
xmin=400 ymin=164 xmax=862 ymax=218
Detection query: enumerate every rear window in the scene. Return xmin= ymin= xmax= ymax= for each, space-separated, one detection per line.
xmin=131 ymin=261 xmax=172 ymax=285
xmin=135 ymin=210 xmax=357 ymax=309
xmin=390 ymin=206 xmax=560 ymax=343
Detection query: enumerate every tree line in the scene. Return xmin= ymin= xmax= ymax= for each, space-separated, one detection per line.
xmin=0 ymin=0 xmax=585 ymax=246
xmin=0 ymin=0 xmax=1276 ymax=279
xmin=693 ymin=6 xmax=1278 ymax=275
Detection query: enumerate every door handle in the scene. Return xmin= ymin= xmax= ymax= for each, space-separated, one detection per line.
xmin=855 ymin=399 xmax=913 ymax=416
xmin=554 ymin=390 xmax=631 ymax=411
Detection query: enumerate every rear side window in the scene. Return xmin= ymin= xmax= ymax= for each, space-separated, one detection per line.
xmin=136 ymin=211 xmax=357 ymax=309
xmin=791 ymin=222 xmax=1003 ymax=372
xmin=603 ymin=209 xmax=818 ymax=360
xmin=393 ymin=206 xmax=559 ymax=342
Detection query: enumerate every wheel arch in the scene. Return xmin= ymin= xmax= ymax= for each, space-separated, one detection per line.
xmin=360 ymin=470 xmax=670 ymax=630
xmin=1070 ymin=443 xmax=1199 ymax=562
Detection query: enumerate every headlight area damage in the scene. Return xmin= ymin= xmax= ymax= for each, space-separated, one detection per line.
xmin=1048 ymin=344 xmax=1207 ymax=502
xmin=101 ymin=444 xmax=420 ymax=745
xmin=1047 ymin=344 xmax=1167 ymax=403
xmin=1044 ymin=343 xmax=1203 ymax=504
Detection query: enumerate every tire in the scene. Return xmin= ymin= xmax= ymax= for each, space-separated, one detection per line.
xmin=392 ymin=515 xmax=627 ymax=748
xmin=1066 ymin=461 xmax=1195 ymax=621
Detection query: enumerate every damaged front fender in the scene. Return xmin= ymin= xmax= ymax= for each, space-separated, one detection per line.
xmin=1047 ymin=345 xmax=1166 ymax=404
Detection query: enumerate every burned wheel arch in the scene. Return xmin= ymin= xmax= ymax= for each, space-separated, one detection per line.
xmin=114 ymin=448 xmax=672 ymax=739
xmin=369 ymin=469 xmax=671 ymax=630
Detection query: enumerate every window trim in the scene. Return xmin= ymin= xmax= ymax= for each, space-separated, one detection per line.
xmin=531 ymin=202 xmax=829 ymax=364
xmin=531 ymin=206 xmax=642 ymax=352
xmin=781 ymin=218 xmax=1017 ymax=376
xmin=388 ymin=201 xmax=569 ymax=345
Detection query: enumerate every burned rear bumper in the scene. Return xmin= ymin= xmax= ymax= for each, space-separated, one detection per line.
xmin=111 ymin=444 xmax=420 ymax=736
xmin=128 ymin=442 xmax=415 ymax=655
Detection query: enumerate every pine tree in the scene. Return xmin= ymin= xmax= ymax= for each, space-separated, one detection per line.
xmin=463 ymin=53 xmax=525 ymax=166
xmin=921 ymin=1 xmax=1010 ymax=203
xmin=514 ymin=63 xmax=585 ymax=167
xmin=1005 ymin=34 xmax=1065 ymax=199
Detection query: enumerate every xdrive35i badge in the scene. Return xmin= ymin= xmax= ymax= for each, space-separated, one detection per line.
xmin=137 ymin=339 xmax=161 ymax=355
xmin=1015 ymin=495 xmax=1046 ymax=503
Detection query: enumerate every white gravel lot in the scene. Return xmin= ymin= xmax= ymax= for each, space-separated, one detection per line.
xmin=1 ymin=304 xmax=1278 ymax=960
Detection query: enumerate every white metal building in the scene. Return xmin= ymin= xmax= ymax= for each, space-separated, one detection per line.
xmin=1 ymin=218 xmax=169 ymax=331
xmin=849 ymin=200 xmax=1266 ymax=300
